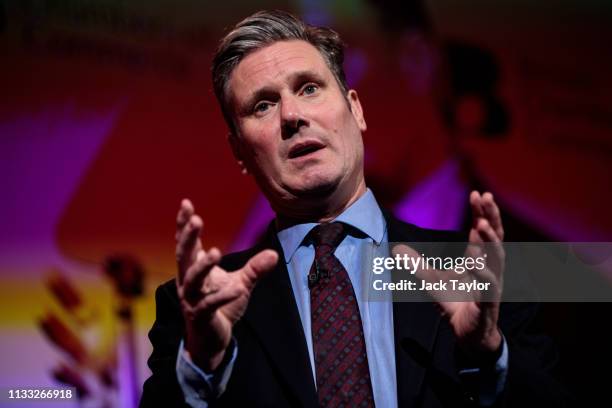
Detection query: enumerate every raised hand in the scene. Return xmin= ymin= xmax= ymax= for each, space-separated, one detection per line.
xmin=175 ymin=199 xmax=278 ymax=371
xmin=440 ymin=191 xmax=505 ymax=356
xmin=393 ymin=191 xmax=505 ymax=359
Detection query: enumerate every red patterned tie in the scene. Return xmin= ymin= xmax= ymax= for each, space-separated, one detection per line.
xmin=308 ymin=222 xmax=375 ymax=408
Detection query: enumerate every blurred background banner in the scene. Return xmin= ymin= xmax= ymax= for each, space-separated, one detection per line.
xmin=1 ymin=0 xmax=611 ymax=406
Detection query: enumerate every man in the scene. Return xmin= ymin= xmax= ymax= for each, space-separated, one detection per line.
xmin=141 ymin=10 xmax=564 ymax=407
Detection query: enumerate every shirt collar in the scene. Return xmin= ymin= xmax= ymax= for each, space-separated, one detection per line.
xmin=276 ymin=189 xmax=386 ymax=263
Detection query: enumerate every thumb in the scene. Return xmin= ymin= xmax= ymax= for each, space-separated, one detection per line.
xmin=240 ymin=249 xmax=279 ymax=289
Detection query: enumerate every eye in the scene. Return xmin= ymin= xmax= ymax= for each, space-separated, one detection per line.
xmin=302 ymin=84 xmax=318 ymax=95
xmin=253 ymin=101 xmax=271 ymax=114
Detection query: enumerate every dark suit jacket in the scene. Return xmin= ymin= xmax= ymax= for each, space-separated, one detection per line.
xmin=140 ymin=212 xmax=568 ymax=407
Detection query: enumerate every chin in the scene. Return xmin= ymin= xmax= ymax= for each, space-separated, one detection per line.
xmin=286 ymin=173 xmax=341 ymax=199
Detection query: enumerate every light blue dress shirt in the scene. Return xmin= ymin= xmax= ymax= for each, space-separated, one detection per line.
xmin=277 ymin=189 xmax=396 ymax=408
xmin=176 ymin=189 xmax=508 ymax=407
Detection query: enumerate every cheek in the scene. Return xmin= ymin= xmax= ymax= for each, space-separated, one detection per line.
xmin=240 ymin=123 xmax=275 ymax=156
xmin=332 ymin=107 xmax=362 ymax=157
xmin=321 ymin=104 xmax=347 ymax=139
xmin=252 ymin=140 xmax=285 ymax=177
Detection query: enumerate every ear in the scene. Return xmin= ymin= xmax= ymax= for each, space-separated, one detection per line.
xmin=228 ymin=132 xmax=249 ymax=175
xmin=347 ymin=89 xmax=367 ymax=132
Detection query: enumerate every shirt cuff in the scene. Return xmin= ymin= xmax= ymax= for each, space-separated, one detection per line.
xmin=458 ymin=333 xmax=509 ymax=407
xmin=175 ymin=338 xmax=238 ymax=407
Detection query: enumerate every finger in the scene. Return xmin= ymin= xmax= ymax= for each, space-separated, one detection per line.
xmin=476 ymin=218 xmax=501 ymax=243
xmin=470 ymin=191 xmax=484 ymax=225
xmin=176 ymin=215 xmax=204 ymax=284
xmin=182 ymin=247 xmax=223 ymax=301
xmin=475 ymin=219 xmax=505 ymax=282
xmin=481 ymin=192 xmax=504 ymax=241
xmin=468 ymin=226 xmax=483 ymax=246
xmin=239 ymin=249 xmax=279 ymax=290
xmin=469 ymin=256 xmax=500 ymax=285
xmin=461 ymin=240 xmax=502 ymax=303
xmin=176 ymin=199 xmax=195 ymax=240
xmin=469 ymin=264 xmax=502 ymax=303
xmin=193 ymin=284 xmax=245 ymax=314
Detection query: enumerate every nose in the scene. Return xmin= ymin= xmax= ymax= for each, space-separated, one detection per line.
xmin=280 ymin=95 xmax=309 ymax=139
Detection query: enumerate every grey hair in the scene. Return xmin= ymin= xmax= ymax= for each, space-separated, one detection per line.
xmin=212 ymin=10 xmax=349 ymax=133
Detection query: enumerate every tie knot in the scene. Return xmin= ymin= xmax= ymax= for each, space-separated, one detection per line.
xmin=309 ymin=222 xmax=346 ymax=250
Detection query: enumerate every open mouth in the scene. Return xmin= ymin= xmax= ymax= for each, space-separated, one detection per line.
xmin=288 ymin=141 xmax=325 ymax=159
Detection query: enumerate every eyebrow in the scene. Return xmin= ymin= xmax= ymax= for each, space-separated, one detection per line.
xmin=241 ymin=86 xmax=277 ymax=115
xmin=240 ymin=70 xmax=327 ymax=113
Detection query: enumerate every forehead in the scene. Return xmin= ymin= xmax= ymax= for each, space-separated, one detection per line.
xmin=228 ymin=40 xmax=332 ymax=99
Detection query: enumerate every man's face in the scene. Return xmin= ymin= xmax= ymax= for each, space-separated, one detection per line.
xmin=227 ymin=40 xmax=367 ymax=215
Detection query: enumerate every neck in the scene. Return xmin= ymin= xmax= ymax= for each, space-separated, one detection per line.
xmin=275 ymin=180 xmax=367 ymax=230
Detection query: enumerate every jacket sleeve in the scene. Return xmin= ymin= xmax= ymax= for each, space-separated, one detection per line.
xmin=140 ymin=281 xmax=190 ymax=408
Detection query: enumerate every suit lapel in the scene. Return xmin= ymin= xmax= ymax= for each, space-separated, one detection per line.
xmin=243 ymin=227 xmax=319 ymax=408
xmin=385 ymin=212 xmax=442 ymax=407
